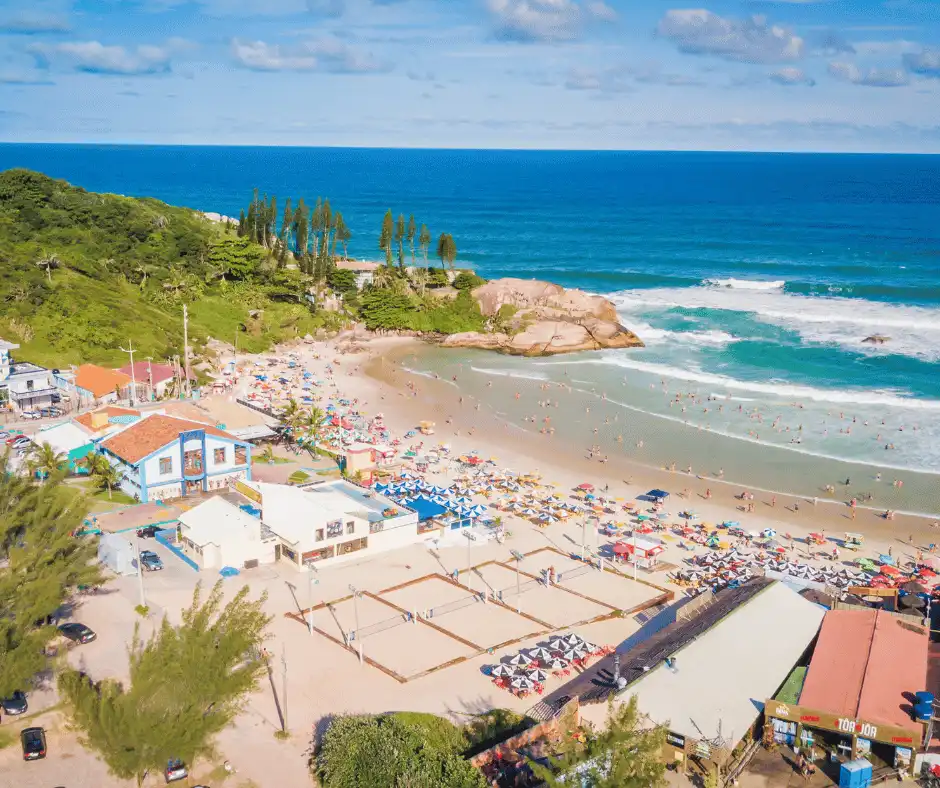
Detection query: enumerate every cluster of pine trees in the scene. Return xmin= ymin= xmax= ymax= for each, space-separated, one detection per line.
xmin=379 ymin=210 xmax=434 ymax=269
xmin=237 ymin=190 xmax=351 ymax=281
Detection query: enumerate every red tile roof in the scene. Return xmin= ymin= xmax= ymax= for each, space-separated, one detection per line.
xmin=100 ymin=414 xmax=239 ymax=464
xmin=75 ymin=364 xmax=132 ymax=398
xmin=799 ymin=609 xmax=928 ymax=733
xmin=74 ymin=406 xmax=141 ymax=433
xmin=117 ymin=361 xmax=178 ymax=385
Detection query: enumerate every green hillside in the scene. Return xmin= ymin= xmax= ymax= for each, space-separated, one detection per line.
xmin=0 ymin=168 xmax=333 ymax=369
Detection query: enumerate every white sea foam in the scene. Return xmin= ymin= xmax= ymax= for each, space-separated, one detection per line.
xmin=469 ymin=366 xmax=548 ymax=382
xmin=615 ymin=315 xmax=738 ymax=348
xmin=611 ymin=286 xmax=940 ymax=362
xmin=541 ymin=356 xmax=940 ymax=410
xmin=704 ymin=278 xmax=786 ymax=291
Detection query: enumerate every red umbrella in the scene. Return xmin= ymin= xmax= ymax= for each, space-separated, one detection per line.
xmin=880 ymin=565 xmax=900 ymax=576
xmin=919 ymin=567 xmax=937 ymax=579
xmin=577 ymin=483 xmax=594 ymax=491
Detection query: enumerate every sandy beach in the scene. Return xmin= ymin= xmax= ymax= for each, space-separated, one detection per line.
xmin=323 ymin=336 xmax=939 ymax=554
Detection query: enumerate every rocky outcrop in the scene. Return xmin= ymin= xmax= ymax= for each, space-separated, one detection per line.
xmin=862 ymin=335 xmax=890 ymax=345
xmin=440 ymin=278 xmax=643 ymax=356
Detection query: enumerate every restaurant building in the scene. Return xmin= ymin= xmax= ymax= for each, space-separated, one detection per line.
xmin=763 ymin=608 xmax=929 ymax=776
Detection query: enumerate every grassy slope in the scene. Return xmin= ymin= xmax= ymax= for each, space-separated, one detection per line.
xmin=0 ymin=168 xmax=328 ymax=369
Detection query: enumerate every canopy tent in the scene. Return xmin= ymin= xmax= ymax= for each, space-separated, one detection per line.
xmin=406 ymin=496 xmax=448 ymax=522
xmin=647 ymin=489 xmax=670 ymax=501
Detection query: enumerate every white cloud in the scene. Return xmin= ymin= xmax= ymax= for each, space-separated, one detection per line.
xmin=904 ymin=48 xmax=940 ymax=77
xmin=30 ymin=40 xmax=188 ymax=75
xmin=828 ymin=61 xmax=909 ymax=87
xmin=0 ymin=11 xmax=70 ymax=34
xmin=487 ymin=0 xmax=583 ymax=42
xmin=769 ymin=66 xmax=815 ymax=85
xmin=657 ymin=9 xmax=804 ymax=64
xmin=231 ymin=38 xmax=388 ymax=73
xmin=586 ymin=1 xmax=617 ymax=21
xmin=851 ymin=39 xmax=919 ymax=57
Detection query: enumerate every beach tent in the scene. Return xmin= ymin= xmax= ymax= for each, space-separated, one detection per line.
xmin=407 ymin=496 xmax=448 ymax=522
xmin=647 ymin=489 xmax=670 ymax=501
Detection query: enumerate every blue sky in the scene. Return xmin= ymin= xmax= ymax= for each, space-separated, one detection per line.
xmin=1 ymin=0 xmax=939 ymax=151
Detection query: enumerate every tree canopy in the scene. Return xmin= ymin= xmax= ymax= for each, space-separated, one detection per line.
xmin=0 ymin=453 xmax=102 ymax=696
xmin=317 ymin=712 xmax=486 ymax=788
xmin=59 ymin=581 xmax=271 ymax=785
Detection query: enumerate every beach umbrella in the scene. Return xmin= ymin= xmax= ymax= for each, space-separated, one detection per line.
xmin=577 ymin=483 xmax=594 ymax=491
xmin=880 ymin=565 xmax=900 ymax=576
xmin=455 ymin=496 xmax=473 ymax=505
xmin=545 ymin=657 xmax=569 ymax=670
xmin=507 ymin=653 xmax=530 ymax=666
xmin=761 ymin=528 xmax=777 ymax=539
xmin=471 ymin=505 xmax=487 ymax=516
xmin=580 ymin=641 xmax=599 ymax=653
xmin=527 ymin=669 xmax=548 ymax=683
xmin=562 ymin=633 xmax=584 ymax=647
xmin=526 ymin=647 xmax=554 ymax=661
xmin=491 ymin=664 xmax=514 ymax=677
xmin=510 ymin=676 xmax=535 ymax=690
xmin=548 ymin=638 xmax=567 ymax=651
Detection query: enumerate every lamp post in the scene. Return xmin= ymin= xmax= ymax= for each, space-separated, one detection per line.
xmin=348 ymin=584 xmax=363 ymax=664
xmin=307 ymin=565 xmax=319 ymax=636
xmin=463 ymin=530 xmax=474 ymax=592
xmin=511 ymin=550 xmax=524 ymax=614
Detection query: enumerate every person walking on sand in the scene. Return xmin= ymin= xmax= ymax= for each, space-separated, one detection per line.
xmin=771 ymin=495 xmax=776 ymax=508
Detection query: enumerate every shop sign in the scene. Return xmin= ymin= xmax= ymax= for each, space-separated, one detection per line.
xmin=666 ymin=732 xmax=685 ymax=749
xmin=695 ymin=741 xmax=711 ymax=759
xmin=764 ymin=699 xmax=921 ymax=748
xmin=235 ymin=479 xmax=261 ymax=503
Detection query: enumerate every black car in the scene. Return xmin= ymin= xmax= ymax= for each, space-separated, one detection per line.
xmin=21 ymin=727 xmax=46 ymax=760
xmin=1 ymin=690 xmax=28 ymax=715
xmin=57 ymin=622 xmax=96 ymax=644
xmin=139 ymin=550 xmax=164 ymax=571
xmin=137 ymin=525 xmax=160 ymax=538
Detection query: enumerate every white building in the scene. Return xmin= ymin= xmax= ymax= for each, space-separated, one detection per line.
xmin=241 ymin=479 xmax=426 ymax=567
xmin=98 ymin=414 xmax=252 ymax=503
xmin=177 ymin=496 xmax=277 ymax=570
xmin=0 ymin=338 xmax=58 ymax=413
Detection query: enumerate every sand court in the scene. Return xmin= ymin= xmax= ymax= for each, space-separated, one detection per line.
xmin=469 ymin=562 xmax=612 ymax=628
xmin=321 ymin=593 xmax=475 ymax=679
xmin=380 ymin=575 xmax=546 ymax=650
xmin=520 ymin=549 xmax=663 ymax=613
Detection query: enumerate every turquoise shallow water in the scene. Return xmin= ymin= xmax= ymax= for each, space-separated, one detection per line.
xmin=0 ymin=145 xmax=937 ymax=505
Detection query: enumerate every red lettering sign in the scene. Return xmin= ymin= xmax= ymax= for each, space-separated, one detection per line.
xmin=800 ymin=715 xmax=820 ymax=723
xmin=891 ymin=737 xmax=914 ymax=744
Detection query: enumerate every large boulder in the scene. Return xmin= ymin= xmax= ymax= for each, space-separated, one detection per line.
xmin=471 ymin=278 xmax=619 ymax=322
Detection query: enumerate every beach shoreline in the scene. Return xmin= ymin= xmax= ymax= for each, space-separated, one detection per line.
xmin=326 ymin=336 xmax=939 ymax=548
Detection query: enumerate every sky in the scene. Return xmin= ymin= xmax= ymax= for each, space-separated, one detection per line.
xmin=0 ymin=0 xmax=939 ymax=151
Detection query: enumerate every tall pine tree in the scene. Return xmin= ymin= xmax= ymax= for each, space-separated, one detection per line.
xmin=379 ymin=210 xmax=394 ymax=267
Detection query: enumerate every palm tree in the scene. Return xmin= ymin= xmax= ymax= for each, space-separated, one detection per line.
xmin=36 ymin=253 xmax=61 ymax=282
xmin=27 ymin=442 xmax=66 ymax=482
xmin=372 ymin=266 xmax=394 ymax=290
xmin=302 ymin=406 xmax=325 ymax=456
xmin=84 ymin=453 xmax=124 ymax=500
xmin=260 ymin=445 xmax=276 ymax=464
xmin=410 ymin=267 xmax=429 ymax=296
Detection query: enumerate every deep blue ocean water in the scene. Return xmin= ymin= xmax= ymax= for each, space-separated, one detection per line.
xmin=2 ymin=144 xmax=939 ymax=479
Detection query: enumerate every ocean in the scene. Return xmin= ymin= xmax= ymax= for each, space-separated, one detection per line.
xmin=2 ymin=145 xmax=939 ymax=513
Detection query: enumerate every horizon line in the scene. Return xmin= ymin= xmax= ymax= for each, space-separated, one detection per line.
xmin=0 ymin=140 xmax=938 ymax=157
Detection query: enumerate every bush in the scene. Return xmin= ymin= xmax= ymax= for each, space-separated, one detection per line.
xmin=453 ymin=271 xmax=485 ymax=291
xmin=317 ymin=714 xmax=485 ymax=788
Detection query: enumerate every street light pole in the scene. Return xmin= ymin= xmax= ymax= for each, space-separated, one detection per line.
xmin=349 ymin=584 xmax=362 ymax=664
xmin=511 ymin=550 xmax=524 ymax=614
xmin=307 ymin=566 xmax=318 ymax=636
xmin=132 ymin=538 xmax=146 ymax=609
xmin=463 ymin=531 xmax=473 ymax=593
xmin=281 ymin=645 xmax=288 ymax=732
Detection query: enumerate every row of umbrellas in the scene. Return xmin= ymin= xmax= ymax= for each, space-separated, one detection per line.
xmin=490 ymin=633 xmax=599 ymax=690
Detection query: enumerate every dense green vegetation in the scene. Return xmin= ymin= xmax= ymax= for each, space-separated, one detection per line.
xmin=0 ymin=450 xmax=102 ymax=696
xmin=59 ymin=582 xmax=271 ymax=784
xmin=316 ymin=712 xmax=487 ymax=788
xmin=0 ymin=169 xmax=486 ymax=369
xmin=0 ymin=169 xmax=338 ymax=367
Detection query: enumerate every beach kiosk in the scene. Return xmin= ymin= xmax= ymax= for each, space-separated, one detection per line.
xmin=614 ymin=536 xmax=666 ymax=569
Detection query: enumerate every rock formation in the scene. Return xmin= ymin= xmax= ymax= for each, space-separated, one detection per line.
xmin=440 ymin=277 xmax=643 ymax=356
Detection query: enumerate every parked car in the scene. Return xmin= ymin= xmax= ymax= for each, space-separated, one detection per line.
xmin=11 ymin=437 xmax=32 ymax=449
xmin=57 ymin=622 xmax=96 ymax=644
xmin=20 ymin=411 xmax=41 ymax=421
xmin=139 ymin=550 xmax=164 ymax=571
xmin=20 ymin=727 xmax=46 ymax=761
xmin=136 ymin=525 xmax=160 ymax=538
xmin=1 ymin=690 xmax=28 ymax=716
xmin=165 ymin=758 xmax=188 ymax=782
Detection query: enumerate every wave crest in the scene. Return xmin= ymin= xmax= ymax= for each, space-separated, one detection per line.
xmin=704 ymin=278 xmax=785 ymax=291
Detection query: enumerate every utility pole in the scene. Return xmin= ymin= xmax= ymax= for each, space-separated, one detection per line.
xmin=145 ymin=357 xmax=153 ymax=403
xmin=132 ymin=537 xmax=146 ymax=609
xmin=349 ymin=585 xmax=363 ymax=664
xmin=308 ymin=566 xmax=318 ymax=636
xmin=281 ymin=645 xmax=288 ymax=732
xmin=119 ymin=340 xmax=137 ymax=406
xmin=463 ymin=530 xmax=473 ymax=592
xmin=182 ymin=304 xmax=191 ymax=398
xmin=511 ymin=550 xmax=524 ymax=614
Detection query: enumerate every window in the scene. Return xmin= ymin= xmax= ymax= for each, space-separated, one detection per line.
xmin=234 ymin=446 xmax=247 ymax=465
xmin=316 ymin=529 xmax=324 ymax=542
xmin=369 ymin=522 xmax=384 ymax=534
xmin=159 ymin=457 xmax=172 ymax=474
xmin=346 ymin=521 xmax=355 ymax=535
xmin=214 ymin=448 xmax=226 ymax=464
xmin=326 ymin=520 xmax=343 ymax=538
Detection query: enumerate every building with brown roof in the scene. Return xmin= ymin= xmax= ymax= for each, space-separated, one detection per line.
xmin=117 ymin=361 xmax=182 ymax=400
xmin=74 ymin=364 xmax=133 ymax=404
xmin=764 ymin=608 xmax=929 ymax=775
xmin=98 ymin=414 xmax=252 ymax=503
xmin=73 ymin=405 xmax=142 ymax=438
